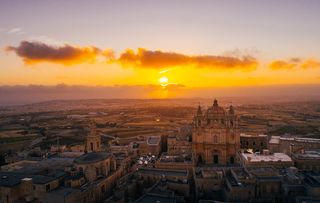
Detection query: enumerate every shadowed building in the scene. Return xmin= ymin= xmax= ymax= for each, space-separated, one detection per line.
xmin=192 ymin=99 xmax=240 ymax=165
xmin=240 ymin=133 xmax=268 ymax=153
xmin=85 ymin=122 xmax=101 ymax=153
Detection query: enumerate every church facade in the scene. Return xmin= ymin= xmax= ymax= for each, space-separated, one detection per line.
xmin=192 ymin=99 xmax=240 ymax=165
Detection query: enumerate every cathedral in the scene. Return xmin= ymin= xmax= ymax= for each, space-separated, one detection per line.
xmin=192 ymin=99 xmax=240 ymax=165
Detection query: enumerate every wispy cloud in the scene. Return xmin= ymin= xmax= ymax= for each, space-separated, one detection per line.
xmin=6 ymin=28 xmax=24 ymax=35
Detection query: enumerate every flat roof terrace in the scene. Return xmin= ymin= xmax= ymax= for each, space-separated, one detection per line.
xmin=241 ymin=152 xmax=292 ymax=163
xmin=147 ymin=136 xmax=161 ymax=145
xmin=293 ymin=150 xmax=320 ymax=160
xmin=136 ymin=167 xmax=188 ymax=177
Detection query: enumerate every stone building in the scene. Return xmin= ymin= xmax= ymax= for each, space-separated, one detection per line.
xmin=292 ymin=150 xmax=320 ymax=172
xmin=223 ymin=168 xmax=255 ymax=202
xmin=155 ymin=153 xmax=193 ymax=172
xmin=111 ymin=168 xmax=188 ymax=203
xmin=269 ymin=136 xmax=320 ymax=155
xmin=136 ymin=136 xmax=162 ymax=157
xmin=85 ymin=122 xmax=101 ymax=153
xmin=192 ymin=99 xmax=240 ymax=165
xmin=239 ymin=150 xmax=293 ymax=169
xmin=74 ymin=152 xmax=116 ymax=182
xmin=194 ymin=167 xmax=225 ymax=201
xmin=167 ymin=135 xmax=192 ymax=155
xmin=240 ymin=133 xmax=268 ymax=153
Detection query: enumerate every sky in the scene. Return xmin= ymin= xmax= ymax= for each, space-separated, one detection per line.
xmin=1 ymin=0 xmax=320 ymax=99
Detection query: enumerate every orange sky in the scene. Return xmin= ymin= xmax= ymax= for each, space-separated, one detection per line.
xmin=1 ymin=1 xmax=320 ymax=99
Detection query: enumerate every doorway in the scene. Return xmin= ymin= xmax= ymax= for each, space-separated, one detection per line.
xmin=213 ymin=154 xmax=219 ymax=164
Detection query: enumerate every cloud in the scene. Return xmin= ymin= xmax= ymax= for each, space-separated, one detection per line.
xmin=269 ymin=58 xmax=320 ymax=70
xmin=223 ymin=47 xmax=261 ymax=58
xmin=7 ymin=28 xmax=24 ymax=35
xmin=269 ymin=60 xmax=297 ymax=70
xmin=301 ymin=58 xmax=320 ymax=69
xmin=6 ymin=41 xmax=102 ymax=65
xmin=7 ymin=40 xmax=319 ymax=73
xmin=117 ymin=48 xmax=258 ymax=71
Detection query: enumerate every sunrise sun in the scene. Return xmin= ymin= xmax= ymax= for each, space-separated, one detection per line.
xmin=159 ymin=76 xmax=169 ymax=86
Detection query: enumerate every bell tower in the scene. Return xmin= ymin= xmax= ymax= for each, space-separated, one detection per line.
xmin=85 ymin=121 xmax=101 ymax=153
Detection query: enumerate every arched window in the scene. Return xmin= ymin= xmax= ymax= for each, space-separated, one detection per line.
xmin=90 ymin=142 xmax=94 ymax=151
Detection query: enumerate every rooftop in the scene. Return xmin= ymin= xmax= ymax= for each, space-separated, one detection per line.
xmin=1 ymin=158 xmax=74 ymax=174
xmin=147 ymin=136 xmax=161 ymax=145
xmin=240 ymin=133 xmax=267 ymax=138
xmin=0 ymin=172 xmax=57 ymax=187
xmin=135 ymin=194 xmax=176 ymax=203
xmin=270 ymin=136 xmax=320 ymax=144
xmin=269 ymin=136 xmax=280 ymax=144
xmin=137 ymin=168 xmax=188 ymax=177
xmin=158 ymin=154 xmax=192 ymax=163
xmin=195 ymin=167 xmax=224 ymax=179
xmin=74 ymin=152 xmax=111 ymax=164
xmin=241 ymin=152 xmax=292 ymax=163
xmin=293 ymin=150 xmax=320 ymax=159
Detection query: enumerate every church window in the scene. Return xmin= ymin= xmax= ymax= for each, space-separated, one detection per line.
xmin=90 ymin=142 xmax=93 ymax=151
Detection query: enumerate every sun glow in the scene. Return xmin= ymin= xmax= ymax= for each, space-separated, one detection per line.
xmin=159 ymin=76 xmax=169 ymax=86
